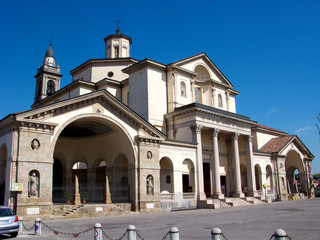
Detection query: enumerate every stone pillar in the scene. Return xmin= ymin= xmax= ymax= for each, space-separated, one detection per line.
xmin=74 ymin=175 xmax=81 ymax=205
xmin=105 ymin=175 xmax=112 ymax=204
xmin=190 ymin=124 xmax=206 ymax=200
xmin=190 ymin=78 xmax=195 ymax=102
xmin=245 ymin=135 xmax=258 ymax=197
xmin=233 ymin=133 xmax=244 ymax=198
xmin=211 ymin=128 xmax=224 ymax=199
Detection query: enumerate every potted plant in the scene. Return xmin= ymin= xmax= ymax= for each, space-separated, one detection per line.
xmin=64 ymin=190 xmax=73 ymax=204
xmin=80 ymin=191 xmax=88 ymax=204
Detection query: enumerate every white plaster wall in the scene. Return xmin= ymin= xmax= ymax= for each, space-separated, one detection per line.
xmin=228 ymin=95 xmax=236 ymax=113
xmin=91 ymin=64 xmax=129 ymax=83
xmin=128 ymin=68 xmax=148 ymax=120
xmin=106 ymin=85 xmax=121 ymax=100
xmin=147 ymin=68 xmax=167 ymax=128
xmin=73 ymin=67 xmax=92 ymax=82
xmin=255 ymin=132 xmax=279 ymax=150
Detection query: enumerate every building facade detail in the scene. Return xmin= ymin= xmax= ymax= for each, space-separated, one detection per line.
xmin=0 ymin=29 xmax=314 ymax=217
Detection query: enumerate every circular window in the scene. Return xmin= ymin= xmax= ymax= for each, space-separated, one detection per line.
xmin=108 ymin=71 xmax=114 ymax=77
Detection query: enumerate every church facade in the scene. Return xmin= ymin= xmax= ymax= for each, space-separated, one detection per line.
xmin=0 ymin=29 xmax=314 ymax=217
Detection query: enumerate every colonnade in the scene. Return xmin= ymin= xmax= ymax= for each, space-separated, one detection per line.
xmin=191 ymin=124 xmax=258 ymax=200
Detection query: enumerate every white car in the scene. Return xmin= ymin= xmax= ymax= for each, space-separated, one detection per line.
xmin=0 ymin=206 xmax=19 ymax=238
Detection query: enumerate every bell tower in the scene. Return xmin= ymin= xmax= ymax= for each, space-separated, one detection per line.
xmin=104 ymin=28 xmax=132 ymax=58
xmin=34 ymin=42 xmax=62 ymax=104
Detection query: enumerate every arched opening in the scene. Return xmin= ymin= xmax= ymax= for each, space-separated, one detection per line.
xmin=52 ymin=116 xmax=135 ymax=205
xmin=0 ymin=145 xmax=7 ymax=205
xmin=285 ymin=150 xmax=305 ymax=195
xmin=218 ymin=94 xmax=223 ymax=108
xmin=194 ymin=65 xmax=211 ymax=81
xmin=182 ymin=159 xmax=195 ymax=194
xmin=266 ymin=165 xmax=273 ymax=193
xmin=160 ymin=157 xmax=174 ymax=198
xmin=255 ymin=164 xmax=262 ymax=191
xmin=72 ymin=161 xmax=88 ymax=200
xmin=52 ymin=158 xmax=64 ymax=203
xmin=112 ymin=154 xmax=129 ymax=203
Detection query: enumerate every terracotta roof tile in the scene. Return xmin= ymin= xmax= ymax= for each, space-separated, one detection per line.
xmin=259 ymin=135 xmax=295 ymax=153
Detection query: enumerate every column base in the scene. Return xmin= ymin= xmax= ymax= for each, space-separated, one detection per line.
xmin=197 ymin=192 xmax=207 ymax=201
xmin=233 ymin=192 xmax=245 ymax=198
xmin=212 ymin=193 xmax=225 ymax=200
xmin=247 ymin=190 xmax=259 ymax=197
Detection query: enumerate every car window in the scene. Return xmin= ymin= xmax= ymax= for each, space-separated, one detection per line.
xmin=0 ymin=208 xmax=14 ymax=217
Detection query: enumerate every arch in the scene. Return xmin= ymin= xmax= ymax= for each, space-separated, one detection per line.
xmin=47 ymin=80 xmax=55 ymax=95
xmin=266 ymin=165 xmax=273 ymax=192
xmin=160 ymin=157 xmax=174 ymax=194
xmin=51 ymin=114 xmax=137 ymax=165
xmin=182 ymin=159 xmax=195 ymax=193
xmin=112 ymin=154 xmax=129 ymax=203
xmin=285 ymin=150 xmax=306 ymax=195
xmin=28 ymin=170 xmax=40 ymax=198
xmin=0 ymin=144 xmax=7 ymax=205
xmin=194 ymin=65 xmax=211 ymax=81
xmin=50 ymin=113 xmax=138 ymax=207
xmin=180 ymin=81 xmax=186 ymax=97
xmin=254 ymin=164 xmax=262 ymax=191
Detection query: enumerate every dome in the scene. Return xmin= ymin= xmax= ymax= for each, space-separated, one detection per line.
xmin=45 ymin=44 xmax=54 ymax=58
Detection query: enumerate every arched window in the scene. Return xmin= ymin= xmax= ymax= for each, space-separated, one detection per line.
xmin=194 ymin=87 xmax=202 ymax=103
xmin=47 ymin=80 xmax=55 ymax=96
xmin=194 ymin=65 xmax=210 ymax=81
xmin=180 ymin=82 xmax=186 ymax=97
xmin=218 ymin=94 xmax=223 ymax=108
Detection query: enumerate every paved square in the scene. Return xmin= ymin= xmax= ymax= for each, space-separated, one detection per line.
xmin=13 ymin=199 xmax=320 ymax=240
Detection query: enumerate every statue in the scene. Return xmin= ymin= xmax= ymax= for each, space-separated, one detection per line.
xmin=146 ymin=175 xmax=154 ymax=196
xmin=28 ymin=172 xmax=39 ymax=197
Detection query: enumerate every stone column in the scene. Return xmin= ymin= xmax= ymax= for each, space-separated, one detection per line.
xmin=225 ymin=90 xmax=230 ymax=111
xmin=211 ymin=128 xmax=224 ymax=199
xmin=105 ymin=175 xmax=112 ymax=204
xmin=172 ymin=70 xmax=178 ymax=109
xmin=245 ymin=135 xmax=258 ymax=197
xmin=190 ymin=78 xmax=195 ymax=102
xmin=190 ymin=124 xmax=206 ymax=200
xmin=74 ymin=175 xmax=81 ymax=205
xmin=233 ymin=132 xmax=244 ymax=198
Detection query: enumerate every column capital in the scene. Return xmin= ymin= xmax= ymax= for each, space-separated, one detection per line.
xmin=210 ymin=128 xmax=220 ymax=137
xmin=190 ymin=124 xmax=202 ymax=134
xmin=233 ymin=132 xmax=240 ymax=140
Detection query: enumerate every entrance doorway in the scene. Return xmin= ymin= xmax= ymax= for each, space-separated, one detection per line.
xmin=221 ymin=176 xmax=226 ymax=196
xmin=203 ymin=162 xmax=211 ymax=198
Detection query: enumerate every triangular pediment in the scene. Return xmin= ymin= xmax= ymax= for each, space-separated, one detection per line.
xmin=14 ymin=90 xmax=166 ymax=140
xmin=171 ymin=53 xmax=233 ymax=88
xmin=260 ymin=135 xmax=314 ymax=159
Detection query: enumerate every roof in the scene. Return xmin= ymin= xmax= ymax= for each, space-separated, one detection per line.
xmin=45 ymin=44 xmax=54 ymax=58
xmin=252 ymin=123 xmax=288 ymax=135
xmin=104 ymin=30 xmax=132 ymax=44
xmin=259 ymin=135 xmax=295 ymax=153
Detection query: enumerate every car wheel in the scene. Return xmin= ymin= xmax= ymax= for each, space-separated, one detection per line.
xmin=9 ymin=232 xmax=18 ymax=238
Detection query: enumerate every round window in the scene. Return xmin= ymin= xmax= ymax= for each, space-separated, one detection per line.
xmin=108 ymin=71 xmax=114 ymax=77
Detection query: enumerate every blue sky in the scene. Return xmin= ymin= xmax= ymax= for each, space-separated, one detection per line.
xmin=1 ymin=1 xmax=320 ymax=172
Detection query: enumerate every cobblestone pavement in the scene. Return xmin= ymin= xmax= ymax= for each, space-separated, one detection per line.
xmin=6 ymin=198 xmax=320 ymax=240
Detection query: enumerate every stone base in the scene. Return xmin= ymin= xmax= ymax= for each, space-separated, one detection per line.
xmin=212 ymin=193 xmax=225 ymax=200
xmin=233 ymin=192 xmax=245 ymax=198
xmin=247 ymin=191 xmax=259 ymax=197
xmin=197 ymin=192 xmax=207 ymax=201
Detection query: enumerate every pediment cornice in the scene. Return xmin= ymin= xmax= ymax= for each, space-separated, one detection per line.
xmin=15 ymin=90 xmax=166 ymax=140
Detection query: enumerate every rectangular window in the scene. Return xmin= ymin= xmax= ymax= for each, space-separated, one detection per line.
xmin=114 ymin=46 xmax=119 ymax=58
xmin=194 ymin=87 xmax=202 ymax=103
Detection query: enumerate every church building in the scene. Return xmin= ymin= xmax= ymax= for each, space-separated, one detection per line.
xmin=0 ymin=29 xmax=314 ymax=218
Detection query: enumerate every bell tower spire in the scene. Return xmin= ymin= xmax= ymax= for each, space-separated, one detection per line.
xmin=33 ymin=42 xmax=62 ymax=104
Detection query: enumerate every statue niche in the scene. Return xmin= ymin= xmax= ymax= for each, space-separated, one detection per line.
xmin=146 ymin=175 xmax=154 ymax=196
xmin=28 ymin=170 xmax=40 ymax=198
